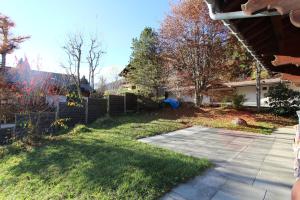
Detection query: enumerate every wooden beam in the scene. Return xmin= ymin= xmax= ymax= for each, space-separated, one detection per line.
xmin=272 ymin=55 xmax=300 ymax=66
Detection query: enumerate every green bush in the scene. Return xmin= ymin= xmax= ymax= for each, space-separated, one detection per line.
xmin=232 ymin=93 xmax=246 ymax=109
xmin=266 ymin=83 xmax=300 ymax=117
xmin=251 ymin=69 xmax=270 ymax=80
xmin=66 ymin=92 xmax=83 ymax=107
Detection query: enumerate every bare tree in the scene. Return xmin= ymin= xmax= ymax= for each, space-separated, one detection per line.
xmin=0 ymin=14 xmax=30 ymax=67
xmin=62 ymin=33 xmax=84 ymax=98
xmin=97 ymin=75 xmax=107 ymax=96
xmin=87 ymin=36 xmax=105 ymax=91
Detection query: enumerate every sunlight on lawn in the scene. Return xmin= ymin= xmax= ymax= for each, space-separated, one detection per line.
xmin=0 ymin=114 xmax=210 ymax=200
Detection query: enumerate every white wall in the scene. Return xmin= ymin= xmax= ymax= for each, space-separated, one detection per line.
xmin=202 ymin=95 xmax=211 ymax=105
xmin=169 ymin=83 xmax=300 ymax=107
xmin=236 ymin=85 xmax=269 ymax=107
xmin=46 ymin=95 xmax=67 ymax=108
xmin=168 ymin=91 xmax=210 ymax=105
xmin=181 ymin=95 xmax=195 ymax=103
xmin=236 ymin=83 xmax=300 ymax=107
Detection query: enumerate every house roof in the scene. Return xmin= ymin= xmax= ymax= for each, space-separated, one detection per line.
xmin=0 ymin=66 xmax=72 ymax=87
xmin=119 ymin=64 xmax=131 ymax=77
xmin=205 ymin=0 xmax=300 ymax=75
xmin=0 ymin=67 xmax=93 ymax=93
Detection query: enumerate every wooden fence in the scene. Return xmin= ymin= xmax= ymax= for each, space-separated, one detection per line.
xmin=56 ymin=102 xmax=86 ymax=126
xmin=108 ymin=95 xmax=125 ymax=115
xmin=125 ymin=93 xmax=138 ymax=113
xmin=0 ymin=93 xmax=139 ymax=144
xmin=0 ymin=127 xmax=14 ymax=145
xmin=15 ymin=112 xmax=56 ymax=138
xmin=86 ymin=98 xmax=108 ymax=123
xmin=56 ymin=93 xmax=138 ymax=124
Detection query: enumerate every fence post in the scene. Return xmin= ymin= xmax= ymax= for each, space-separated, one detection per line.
xmin=14 ymin=113 xmax=17 ymax=136
xmin=55 ymin=103 xmax=59 ymax=120
xmin=124 ymin=93 xmax=127 ymax=113
xmin=107 ymin=95 xmax=110 ymax=116
xmin=85 ymin=98 xmax=89 ymax=124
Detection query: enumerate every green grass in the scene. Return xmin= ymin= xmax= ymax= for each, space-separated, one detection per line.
xmin=0 ymin=114 xmax=211 ymax=200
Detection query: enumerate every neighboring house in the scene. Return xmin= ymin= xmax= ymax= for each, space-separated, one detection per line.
xmin=118 ymin=66 xmax=166 ymax=97
xmin=118 ymin=65 xmax=139 ymax=92
xmin=213 ymin=78 xmax=286 ymax=107
xmin=0 ymin=59 xmax=92 ymax=109
xmin=104 ymin=79 xmax=127 ymax=95
xmin=221 ymin=75 xmax=300 ymax=107
xmin=0 ymin=67 xmax=69 ymax=108
xmin=168 ymin=74 xmax=300 ymax=107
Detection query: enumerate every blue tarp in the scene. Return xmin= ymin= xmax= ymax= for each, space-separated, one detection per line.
xmin=163 ymin=98 xmax=180 ymax=109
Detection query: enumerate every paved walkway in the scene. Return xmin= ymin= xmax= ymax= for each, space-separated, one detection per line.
xmin=139 ymin=126 xmax=296 ymax=200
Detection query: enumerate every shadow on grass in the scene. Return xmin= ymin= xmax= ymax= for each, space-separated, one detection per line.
xmin=6 ymin=137 xmax=210 ymax=199
xmin=246 ymin=124 xmax=274 ymax=134
xmin=89 ymin=113 xmax=158 ymax=130
xmin=88 ymin=106 xmax=212 ymax=130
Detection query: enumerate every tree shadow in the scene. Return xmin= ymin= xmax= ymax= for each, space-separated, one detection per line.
xmin=89 ymin=113 xmax=159 ymax=130
xmin=246 ymin=124 xmax=275 ymax=133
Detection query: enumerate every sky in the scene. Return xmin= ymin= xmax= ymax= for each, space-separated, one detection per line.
xmin=1 ymin=0 xmax=174 ymax=84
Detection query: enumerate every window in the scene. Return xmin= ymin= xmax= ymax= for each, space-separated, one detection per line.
xmin=262 ymin=87 xmax=268 ymax=91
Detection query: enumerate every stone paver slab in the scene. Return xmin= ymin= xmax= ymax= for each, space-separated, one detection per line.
xmin=141 ymin=126 xmax=296 ymax=200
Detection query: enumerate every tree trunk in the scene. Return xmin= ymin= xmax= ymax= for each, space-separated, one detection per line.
xmin=77 ymin=51 xmax=82 ymax=99
xmin=88 ymin=69 xmax=91 ymax=87
xmin=256 ymin=63 xmax=261 ymax=112
xmin=195 ymin=85 xmax=203 ymax=107
xmin=91 ymin=72 xmax=95 ymax=91
xmin=77 ymin=74 xmax=82 ymax=99
xmin=195 ymin=93 xmax=203 ymax=107
xmin=77 ymin=80 xmax=82 ymax=99
xmin=1 ymin=53 xmax=6 ymax=68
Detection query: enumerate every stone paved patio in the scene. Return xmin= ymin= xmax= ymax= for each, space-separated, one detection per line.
xmin=139 ymin=126 xmax=296 ymax=200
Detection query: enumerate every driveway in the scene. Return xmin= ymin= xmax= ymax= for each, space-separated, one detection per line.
xmin=139 ymin=126 xmax=295 ymax=200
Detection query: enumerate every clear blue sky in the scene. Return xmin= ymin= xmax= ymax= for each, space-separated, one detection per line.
xmin=1 ymin=0 xmax=173 ymax=82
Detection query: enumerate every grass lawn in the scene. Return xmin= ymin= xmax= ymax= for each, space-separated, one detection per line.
xmin=0 ymin=115 xmax=211 ymax=200
xmin=0 ymin=106 xmax=295 ymax=199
